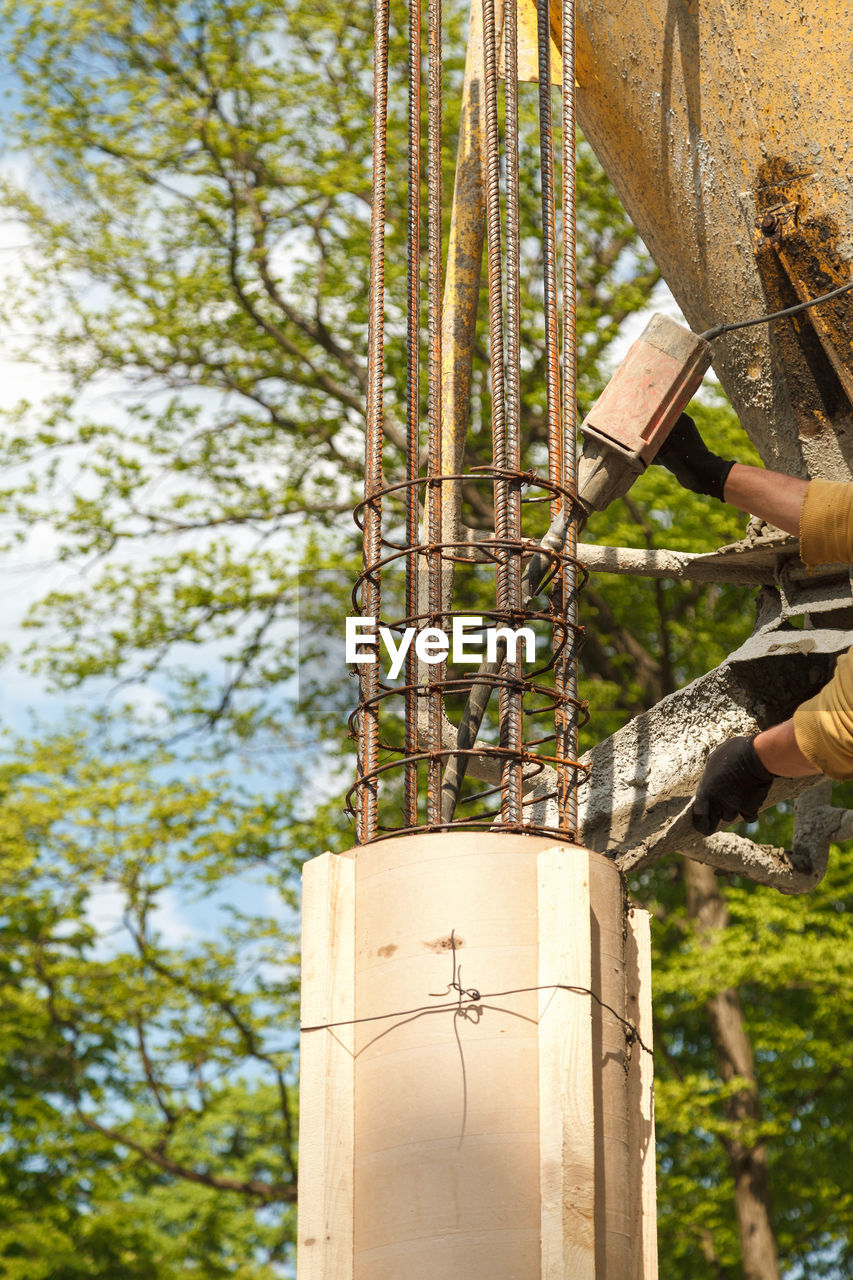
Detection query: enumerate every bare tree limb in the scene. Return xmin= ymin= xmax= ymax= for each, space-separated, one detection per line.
xmin=77 ymin=1111 xmax=293 ymax=1201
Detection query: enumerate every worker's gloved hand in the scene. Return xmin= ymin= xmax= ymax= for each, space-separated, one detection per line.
xmin=692 ymin=736 xmax=775 ymax=836
xmin=654 ymin=413 xmax=735 ymax=501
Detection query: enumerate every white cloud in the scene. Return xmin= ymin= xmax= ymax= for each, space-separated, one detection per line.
xmin=82 ymin=879 xmax=198 ymax=956
xmin=149 ymin=887 xmax=198 ymax=946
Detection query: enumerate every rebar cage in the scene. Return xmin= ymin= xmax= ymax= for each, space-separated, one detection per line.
xmin=348 ymin=0 xmax=586 ymax=842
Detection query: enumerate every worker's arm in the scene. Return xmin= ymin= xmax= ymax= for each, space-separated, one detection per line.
xmin=695 ymin=677 xmax=853 ymax=834
xmin=655 ymin=414 xmax=808 ymax=533
xmin=722 ymin=464 xmax=806 ymax=537
xmin=655 ymin=416 xmax=853 ymax=832
xmin=753 ymin=719 xmax=821 ymax=777
xmin=657 ymin=415 xmax=853 ymax=554
xmin=691 ymin=723 xmax=823 ymax=837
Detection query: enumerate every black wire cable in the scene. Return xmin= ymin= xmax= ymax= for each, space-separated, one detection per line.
xmin=700 ymin=278 xmax=853 ymax=342
xmin=300 ymin=983 xmax=652 ymax=1056
xmin=301 ymin=928 xmax=651 ymax=1053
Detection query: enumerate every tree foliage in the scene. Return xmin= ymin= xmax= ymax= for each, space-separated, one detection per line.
xmin=0 ymin=724 xmax=301 ymax=1277
xmin=0 ymin=0 xmax=654 ymax=742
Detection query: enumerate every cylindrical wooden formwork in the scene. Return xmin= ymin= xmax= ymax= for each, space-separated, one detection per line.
xmin=297 ymin=833 xmax=656 ymax=1280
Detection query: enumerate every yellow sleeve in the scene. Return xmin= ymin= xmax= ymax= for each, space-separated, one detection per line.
xmin=792 ymin=481 xmax=853 ymax=775
xmin=794 ymin=647 xmax=853 ymax=780
xmin=799 ymin=478 xmax=853 ymax=567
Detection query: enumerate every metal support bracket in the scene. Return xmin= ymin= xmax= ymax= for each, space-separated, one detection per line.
xmin=752 ymin=199 xmax=799 ymax=251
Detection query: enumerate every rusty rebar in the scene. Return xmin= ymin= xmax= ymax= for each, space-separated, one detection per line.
xmin=536 ymin=0 xmax=571 ymax=832
xmin=503 ymin=0 xmax=524 ymax=824
xmin=404 ymin=0 xmax=422 ymax=830
xmin=480 ymin=0 xmax=524 ymax=827
xmin=560 ymin=0 xmax=579 ymax=832
xmin=426 ymin=0 xmax=444 ymax=825
xmin=481 ymin=0 xmax=505 ymax=487
xmin=359 ymin=0 xmax=390 ymax=844
xmin=437 ymin=0 xmax=493 ymax=827
xmin=439 ymin=0 xmax=516 ymax=826
xmin=351 ymin=0 xmax=588 ymax=842
xmin=350 ymin=470 xmax=588 ymax=836
xmin=536 ymin=0 xmax=561 ymax=502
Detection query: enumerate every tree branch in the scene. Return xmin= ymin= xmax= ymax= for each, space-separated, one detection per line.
xmin=134 ymin=1016 xmax=179 ymax=1133
xmin=124 ymin=920 xmax=299 ymax=1185
xmin=77 ymin=1111 xmax=294 ymax=1202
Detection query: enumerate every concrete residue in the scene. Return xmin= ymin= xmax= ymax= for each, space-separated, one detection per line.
xmin=423 ymin=934 xmax=464 ymax=953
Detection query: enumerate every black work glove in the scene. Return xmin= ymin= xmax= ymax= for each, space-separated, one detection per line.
xmin=655 ymin=413 xmax=736 ymax=501
xmin=691 ymin=736 xmax=775 ymax=836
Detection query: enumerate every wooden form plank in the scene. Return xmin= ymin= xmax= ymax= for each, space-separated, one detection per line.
xmin=626 ymin=907 xmax=658 ymax=1280
xmin=538 ymin=845 xmax=596 ymax=1280
xmin=589 ymin=857 xmax=631 ymax=1278
xmin=297 ymin=852 xmax=356 ymax=1280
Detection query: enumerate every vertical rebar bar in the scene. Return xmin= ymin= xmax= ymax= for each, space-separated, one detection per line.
xmin=482 ymin=0 xmax=505 ymax=490
xmin=360 ymin=0 xmax=390 ymax=843
xmin=405 ymin=0 xmax=422 ymax=829
xmin=536 ymin=0 xmax=570 ymax=831
xmin=560 ymin=0 xmax=578 ymax=833
xmin=536 ymin=0 xmax=561 ymax=501
xmin=503 ymin=0 xmax=524 ymax=825
xmin=481 ymin=0 xmax=520 ymax=826
xmin=427 ymin=0 xmax=444 ymax=824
